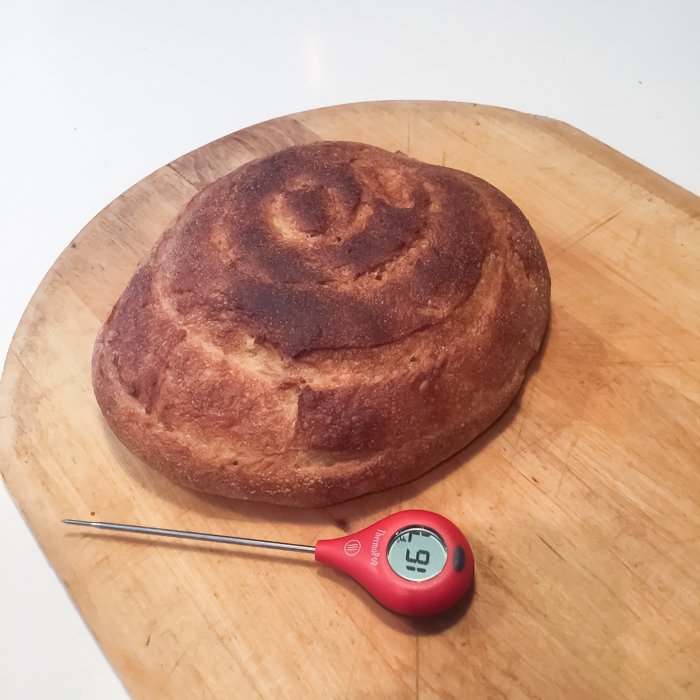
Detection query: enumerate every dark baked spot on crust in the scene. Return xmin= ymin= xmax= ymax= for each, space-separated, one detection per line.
xmin=333 ymin=197 xmax=426 ymax=272
xmin=227 ymin=276 xmax=426 ymax=357
xmin=283 ymin=186 xmax=329 ymax=235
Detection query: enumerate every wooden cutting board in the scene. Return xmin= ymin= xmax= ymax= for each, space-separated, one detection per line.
xmin=1 ymin=101 xmax=698 ymax=699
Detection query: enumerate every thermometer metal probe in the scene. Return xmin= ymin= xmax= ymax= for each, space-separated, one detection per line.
xmin=63 ymin=509 xmax=474 ymax=616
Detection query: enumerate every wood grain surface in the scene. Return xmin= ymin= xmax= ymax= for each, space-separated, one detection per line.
xmin=1 ymin=101 xmax=698 ymax=699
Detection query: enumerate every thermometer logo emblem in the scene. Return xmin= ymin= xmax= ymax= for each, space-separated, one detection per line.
xmin=343 ymin=539 xmax=361 ymax=556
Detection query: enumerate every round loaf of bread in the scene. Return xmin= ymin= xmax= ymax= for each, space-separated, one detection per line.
xmin=92 ymin=141 xmax=550 ymax=506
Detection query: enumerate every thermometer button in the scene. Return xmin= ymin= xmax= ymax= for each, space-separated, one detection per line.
xmin=453 ymin=545 xmax=466 ymax=572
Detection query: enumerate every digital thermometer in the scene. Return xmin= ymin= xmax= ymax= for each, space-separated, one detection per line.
xmin=64 ymin=509 xmax=474 ymax=616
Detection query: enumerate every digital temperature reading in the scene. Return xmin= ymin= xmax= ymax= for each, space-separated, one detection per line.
xmin=387 ymin=526 xmax=448 ymax=581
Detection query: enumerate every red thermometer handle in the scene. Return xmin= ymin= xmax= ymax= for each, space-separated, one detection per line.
xmin=315 ymin=510 xmax=474 ymax=616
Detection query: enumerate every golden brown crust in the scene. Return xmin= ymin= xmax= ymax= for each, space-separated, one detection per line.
xmin=92 ymin=142 xmax=550 ymax=506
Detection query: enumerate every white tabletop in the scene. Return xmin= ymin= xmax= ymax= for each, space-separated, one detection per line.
xmin=1 ymin=1 xmax=698 ymax=697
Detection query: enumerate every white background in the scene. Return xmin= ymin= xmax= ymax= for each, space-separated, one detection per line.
xmin=1 ymin=1 xmax=698 ymax=697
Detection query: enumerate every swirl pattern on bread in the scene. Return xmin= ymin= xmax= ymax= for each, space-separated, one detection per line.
xmin=93 ymin=142 xmax=550 ymax=506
